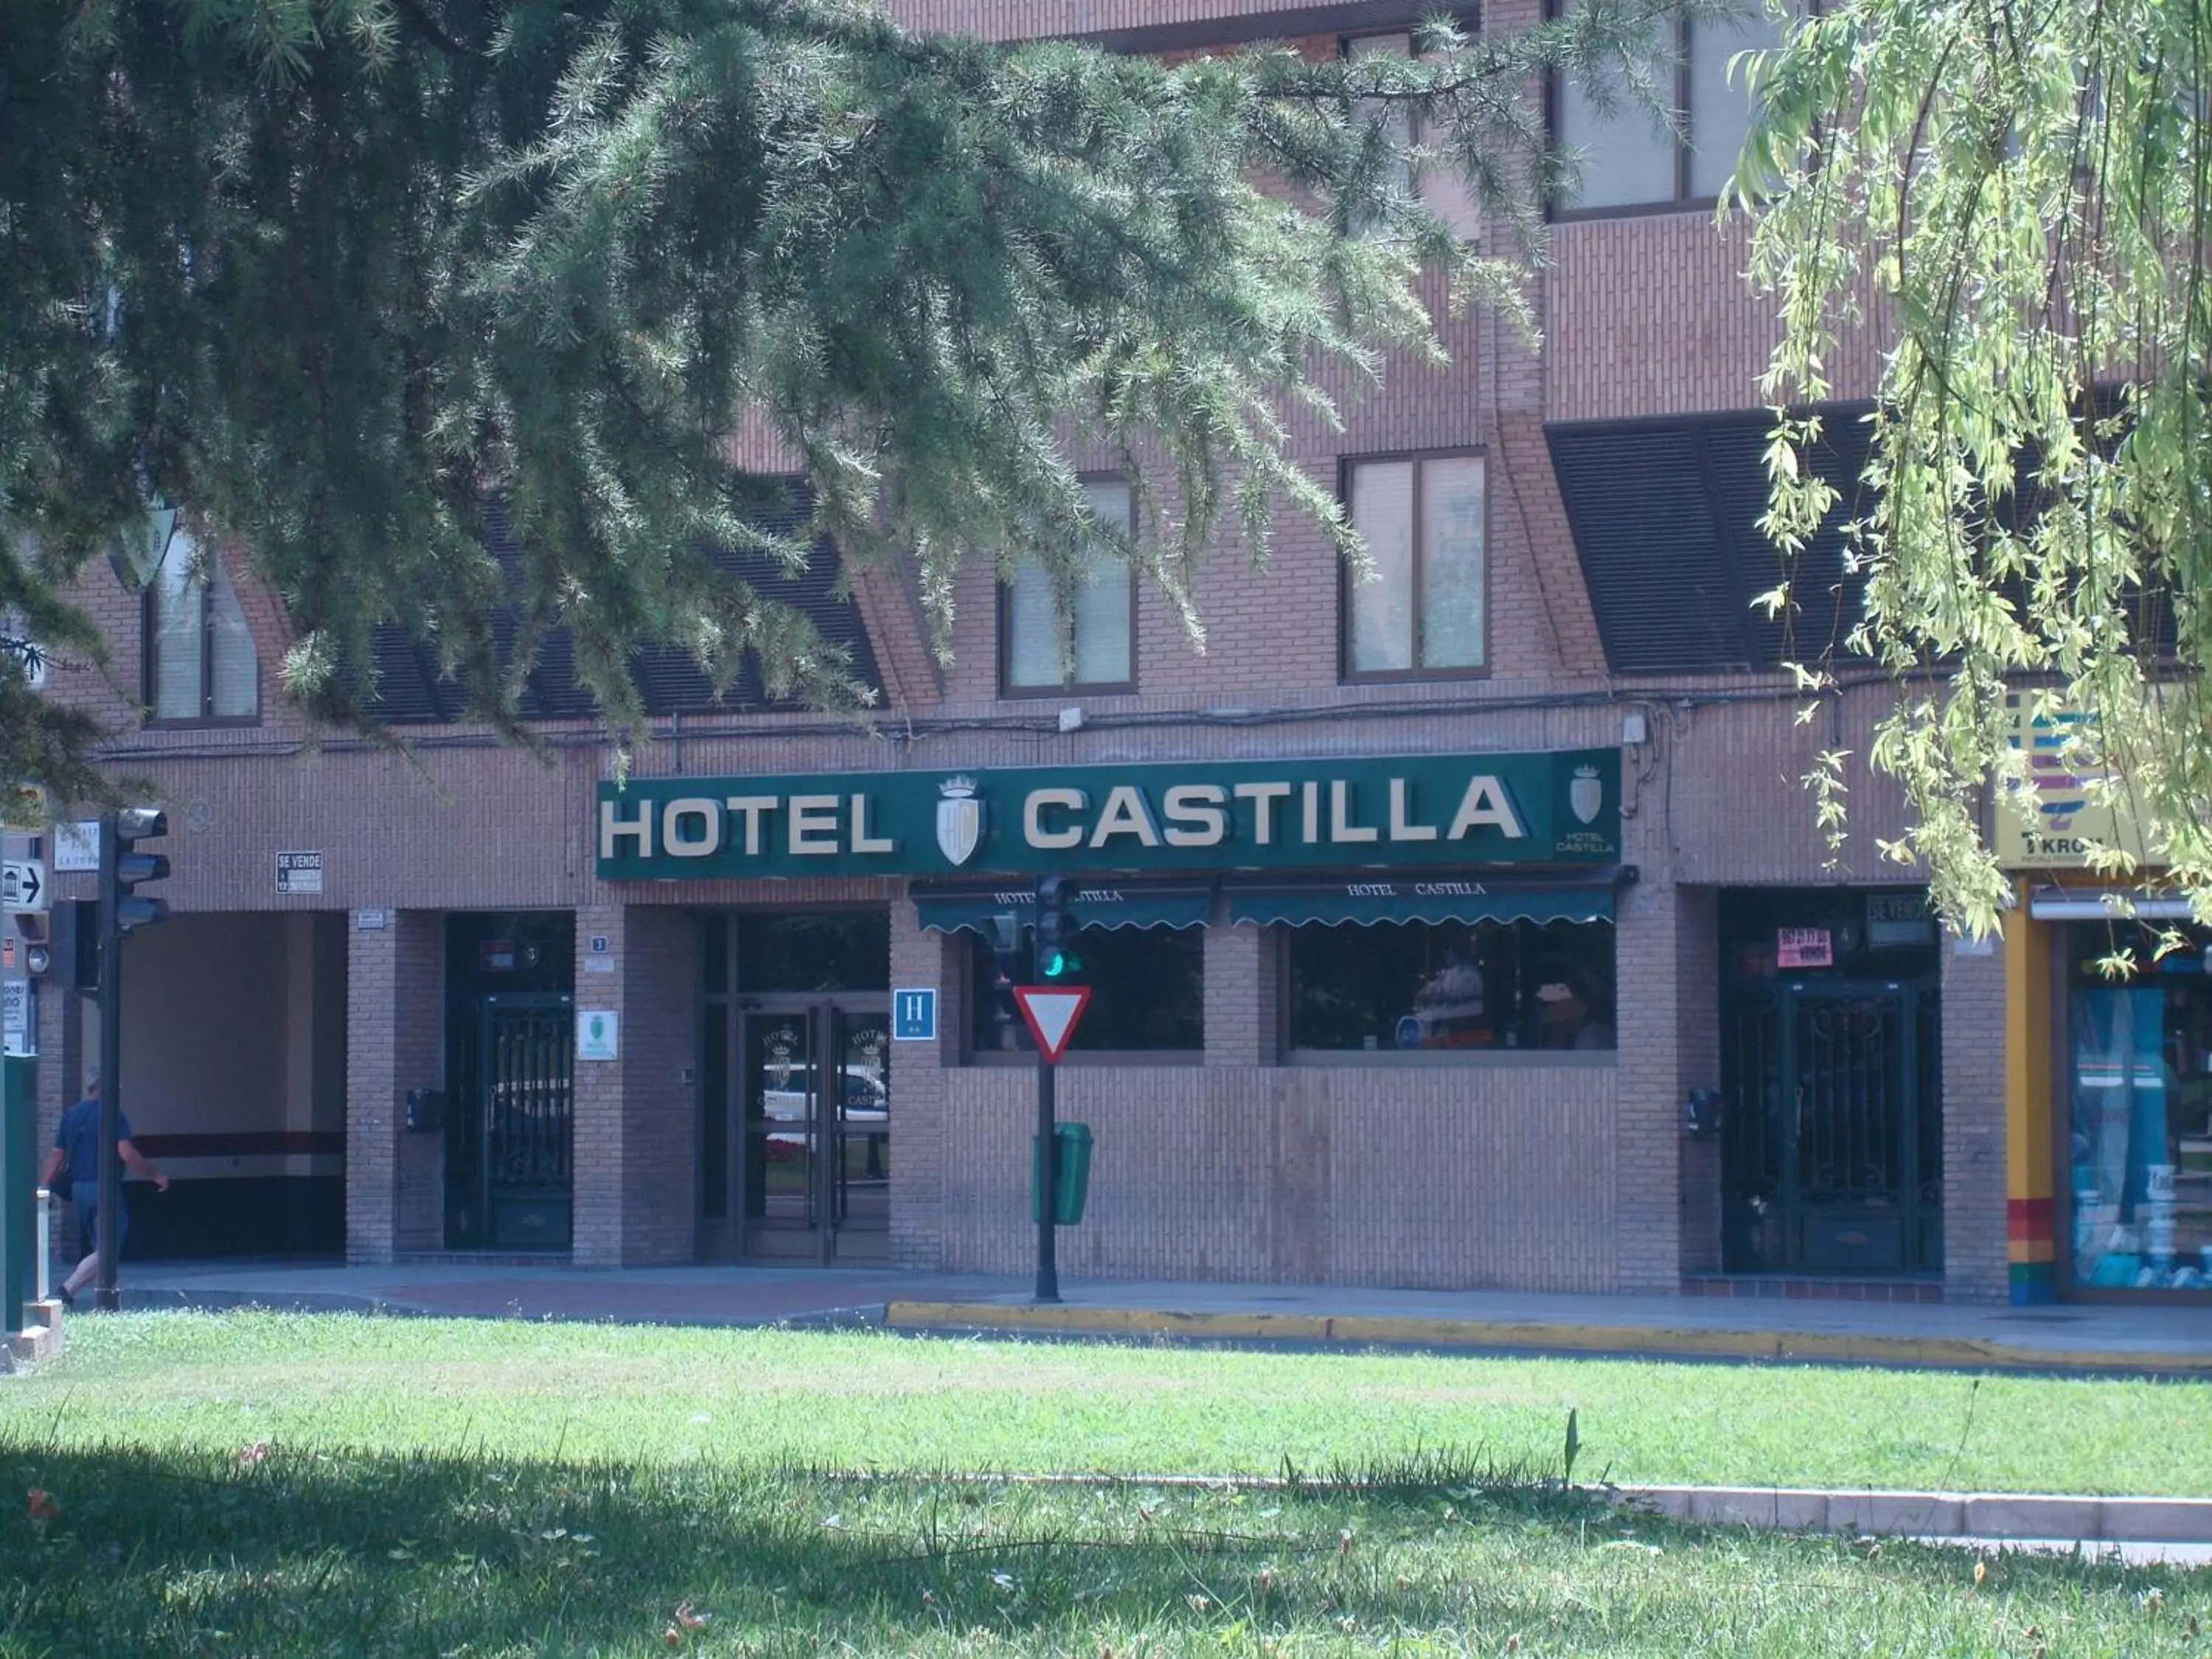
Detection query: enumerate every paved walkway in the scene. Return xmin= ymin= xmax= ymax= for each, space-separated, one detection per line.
xmin=112 ymin=1258 xmax=2212 ymax=1374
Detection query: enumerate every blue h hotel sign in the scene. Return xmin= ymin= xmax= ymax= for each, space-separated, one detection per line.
xmin=597 ymin=751 xmax=1619 ymax=880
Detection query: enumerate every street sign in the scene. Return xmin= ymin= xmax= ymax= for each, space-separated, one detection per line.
xmin=892 ymin=987 xmax=937 ymax=1041
xmin=1 ymin=859 xmax=46 ymax=913
xmin=1012 ymin=986 xmax=1091 ymax=1063
xmin=276 ymin=850 xmax=324 ymax=894
xmin=2 ymin=978 xmax=32 ymax=1057
xmin=52 ymin=820 xmax=99 ymax=872
xmin=577 ymin=1009 xmax=619 ymax=1060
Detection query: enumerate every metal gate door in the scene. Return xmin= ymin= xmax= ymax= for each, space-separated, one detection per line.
xmin=464 ymin=992 xmax=574 ymax=1251
xmin=1721 ymin=980 xmax=1941 ymax=1273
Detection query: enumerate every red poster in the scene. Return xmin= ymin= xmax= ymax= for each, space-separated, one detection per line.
xmin=1777 ymin=928 xmax=1834 ymax=969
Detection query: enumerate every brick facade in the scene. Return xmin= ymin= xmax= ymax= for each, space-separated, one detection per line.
xmin=570 ymin=906 xmax=698 ymax=1267
xmin=344 ymin=911 xmax=442 ymax=1262
xmin=29 ymin=0 xmax=2030 ymax=1300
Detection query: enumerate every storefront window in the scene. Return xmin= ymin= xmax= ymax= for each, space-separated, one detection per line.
xmin=968 ymin=926 xmax=1203 ymax=1055
xmin=2067 ymin=925 xmax=2212 ymax=1292
xmin=1287 ymin=919 xmax=1615 ymax=1054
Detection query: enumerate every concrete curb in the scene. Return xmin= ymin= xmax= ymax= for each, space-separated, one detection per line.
xmin=816 ymin=1469 xmax=2212 ymax=1546
xmin=882 ymin=1300 xmax=2212 ymax=1376
xmin=5 ymin=1300 xmax=66 ymax=1367
xmin=1616 ymin=1485 xmax=2212 ymax=1544
xmin=127 ymin=1286 xmax=895 ymax=1332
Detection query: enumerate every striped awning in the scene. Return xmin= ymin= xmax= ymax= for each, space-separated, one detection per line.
xmin=1225 ymin=872 xmax=1620 ymax=928
xmin=914 ymin=883 xmax=1214 ymax=934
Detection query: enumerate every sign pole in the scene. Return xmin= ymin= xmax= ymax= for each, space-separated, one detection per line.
xmin=95 ymin=813 xmax=120 ymax=1312
xmin=1030 ymin=883 xmax=1060 ymax=1304
xmin=1035 ymin=1052 xmax=1059 ymax=1304
xmin=1012 ymin=976 xmax=1091 ymax=1308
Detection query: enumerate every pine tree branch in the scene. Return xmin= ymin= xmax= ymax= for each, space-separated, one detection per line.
xmin=392 ymin=0 xmax=465 ymax=59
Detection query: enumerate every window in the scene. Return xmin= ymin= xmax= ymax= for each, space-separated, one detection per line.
xmin=146 ymin=524 xmax=258 ymax=723
xmin=1343 ymin=32 xmax=1484 ymax=240
xmin=2062 ymin=919 xmax=2212 ymax=1295
xmin=967 ymin=925 xmax=1203 ymax=1056
xmin=734 ymin=911 xmax=889 ymax=993
xmin=1287 ymin=918 xmax=1615 ymax=1054
xmin=1001 ymin=478 xmax=1135 ymax=694
xmin=1343 ymin=452 xmax=1486 ymax=678
xmin=1553 ymin=7 xmax=1789 ymax=214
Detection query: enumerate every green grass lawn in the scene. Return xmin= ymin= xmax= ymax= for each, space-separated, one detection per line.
xmin=0 ymin=1445 xmax=2204 ymax=1656
xmin=1 ymin=1311 xmax=2208 ymax=1495
xmin=1 ymin=1315 xmax=2207 ymax=1655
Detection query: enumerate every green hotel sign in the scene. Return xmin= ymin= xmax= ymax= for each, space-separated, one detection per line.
xmin=597 ymin=750 xmax=1618 ymax=880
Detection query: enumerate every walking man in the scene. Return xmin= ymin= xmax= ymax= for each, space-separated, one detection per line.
xmin=38 ymin=1076 xmax=167 ymax=1307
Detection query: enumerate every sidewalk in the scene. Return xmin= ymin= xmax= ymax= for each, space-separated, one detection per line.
xmin=112 ymin=1258 xmax=2212 ymax=1375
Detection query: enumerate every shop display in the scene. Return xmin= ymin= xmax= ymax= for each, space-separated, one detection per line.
xmin=2067 ymin=959 xmax=2212 ymax=1293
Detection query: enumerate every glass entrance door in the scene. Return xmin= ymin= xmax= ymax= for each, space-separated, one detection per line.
xmin=740 ymin=1004 xmax=890 ymax=1262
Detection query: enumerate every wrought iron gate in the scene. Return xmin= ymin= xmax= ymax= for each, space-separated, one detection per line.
xmin=1721 ymin=980 xmax=1941 ymax=1273
xmin=448 ymin=992 xmax=574 ymax=1250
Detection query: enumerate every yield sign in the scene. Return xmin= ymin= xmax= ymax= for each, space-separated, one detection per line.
xmin=1012 ymin=985 xmax=1091 ymax=1063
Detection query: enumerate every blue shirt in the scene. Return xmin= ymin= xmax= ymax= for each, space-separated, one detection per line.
xmin=55 ymin=1098 xmax=132 ymax=1190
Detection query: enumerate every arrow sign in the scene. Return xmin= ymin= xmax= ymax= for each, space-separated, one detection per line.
xmin=1012 ymin=985 xmax=1091 ymax=1063
xmin=1 ymin=858 xmax=46 ymax=914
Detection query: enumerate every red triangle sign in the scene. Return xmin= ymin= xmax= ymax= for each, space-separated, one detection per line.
xmin=1012 ymin=985 xmax=1092 ymax=1063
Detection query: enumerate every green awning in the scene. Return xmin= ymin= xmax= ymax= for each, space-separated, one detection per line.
xmin=1226 ymin=874 xmax=1618 ymax=928
xmin=915 ymin=883 xmax=1214 ymax=935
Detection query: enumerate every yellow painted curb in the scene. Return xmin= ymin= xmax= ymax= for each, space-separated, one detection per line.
xmin=881 ymin=1301 xmax=2212 ymax=1376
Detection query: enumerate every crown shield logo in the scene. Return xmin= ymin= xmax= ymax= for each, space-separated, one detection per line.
xmin=936 ymin=776 xmax=983 ymax=867
xmin=1569 ymin=765 xmax=1603 ymax=827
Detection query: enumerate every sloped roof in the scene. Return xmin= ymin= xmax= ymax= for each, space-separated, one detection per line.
xmin=366 ymin=487 xmax=881 ymax=724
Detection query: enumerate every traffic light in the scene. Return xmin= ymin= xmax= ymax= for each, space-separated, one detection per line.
xmin=1035 ymin=876 xmax=1081 ymax=980
xmin=104 ymin=806 xmax=170 ymax=936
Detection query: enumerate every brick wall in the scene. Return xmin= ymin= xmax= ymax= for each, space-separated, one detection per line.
xmin=571 ymin=905 xmax=699 ymax=1267
xmin=1674 ymin=886 xmax=1723 ymax=1275
xmin=1941 ymin=938 xmax=2010 ymax=1302
xmin=1611 ymin=879 xmax=1683 ymax=1291
xmin=888 ymin=900 xmax=951 ymax=1270
xmin=1203 ymin=914 xmax=1279 ymax=1067
xmin=344 ymin=911 xmax=441 ymax=1261
xmin=938 ymin=1061 xmax=1616 ymax=1289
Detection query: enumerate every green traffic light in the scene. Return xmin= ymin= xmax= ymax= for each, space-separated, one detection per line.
xmin=1041 ymin=950 xmax=1082 ymax=979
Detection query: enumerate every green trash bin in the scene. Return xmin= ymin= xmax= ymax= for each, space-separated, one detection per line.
xmin=1030 ymin=1122 xmax=1094 ymax=1225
